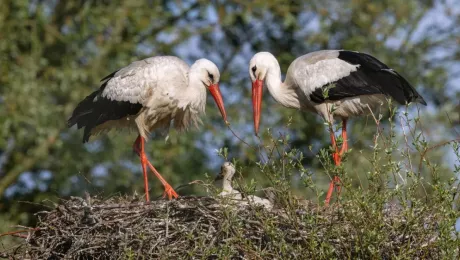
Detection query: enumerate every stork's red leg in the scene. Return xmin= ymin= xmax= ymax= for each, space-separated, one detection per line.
xmin=325 ymin=130 xmax=339 ymax=205
xmin=325 ymin=120 xmax=348 ymax=205
xmin=133 ymin=135 xmax=178 ymax=200
xmin=339 ymin=119 xmax=348 ymax=156
xmin=133 ymin=135 xmax=150 ymax=201
xmin=145 ymin=160 xmax=179 ymax=199
xmin=330 ymin=131 xmax=341 ymax=165
xmin=334 ymin=119 xmax=348 ymax=198
xmin=325 ymin=178 xmax=335 ymax=205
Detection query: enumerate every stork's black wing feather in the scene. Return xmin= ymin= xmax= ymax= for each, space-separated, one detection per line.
xmin=309 ymin=51 xmax=427 ymax=105
xmin=68 ymin=74 xmax=142 ymax=143
xmin=100 ymin=70 xmax=119 ymax=82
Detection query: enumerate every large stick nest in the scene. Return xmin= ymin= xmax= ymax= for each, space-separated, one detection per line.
xmin=2 ymin=194 xmax=445 ymax=259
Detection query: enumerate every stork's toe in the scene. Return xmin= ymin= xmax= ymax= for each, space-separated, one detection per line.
xmin=163 ymin=185 xmax=179 ymax=200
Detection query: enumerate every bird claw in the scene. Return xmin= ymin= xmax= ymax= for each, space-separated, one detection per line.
xmin=162 ymin=186 xmax=179 ymax=200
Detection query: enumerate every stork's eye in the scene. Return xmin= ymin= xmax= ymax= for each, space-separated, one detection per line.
xmin=251 ymin=66 xmax=257 ymax=72
xmin=208 ymin=72 xmax=214 ymax=81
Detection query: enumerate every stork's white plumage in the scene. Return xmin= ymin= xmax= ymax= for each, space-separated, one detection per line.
xmin=215 ymin=162 xmax=273 ymax=210
xmin=215 ymin=162 xmax=242 ymax=200
xmin=68 ymin=56 xmax=228 ymax=201
xmin=246 ymin=194 xmax=273 ymax=210
xmin=249 ymin=50 xmax=426 ymax=205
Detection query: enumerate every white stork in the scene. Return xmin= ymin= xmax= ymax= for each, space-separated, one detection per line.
xmin=68 ymin=56 xmax=228 ymax=201
xmin=248 ymin=50 xmax=426 ymax=205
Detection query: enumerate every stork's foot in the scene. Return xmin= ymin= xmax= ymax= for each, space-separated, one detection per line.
xmin=162 ymin=184 xmax=179 ymax=200
xmin=144 ymin=160 xmax=179 ymax=200
xmin=133 ymin=135 xmax=180 ymax=201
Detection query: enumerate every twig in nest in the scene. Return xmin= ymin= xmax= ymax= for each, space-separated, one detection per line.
xmin=0 ymin=227 xmax=39 ymax=239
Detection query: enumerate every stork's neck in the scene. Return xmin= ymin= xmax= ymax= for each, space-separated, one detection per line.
xmin=222 ymin=177 xmax=234 ymax=192
xmin=181 ymin=71 xmax=207 ymax=113
xmin=265 ymin=65 xmax=300 ymax=109
xmin=215 ymin=175 xmax=235 ymax=194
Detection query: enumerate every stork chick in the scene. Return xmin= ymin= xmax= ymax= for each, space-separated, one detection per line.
xmin=215 ymin=162 xmax=242 ymax=200
xmin=215 ymin=162 xmax=272 ymax=210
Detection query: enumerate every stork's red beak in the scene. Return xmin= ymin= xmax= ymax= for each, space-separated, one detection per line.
xmin=252 ymin=79 xmax=263 ymax=136
xmin=208 ymin=83 xmax=228 ymax=124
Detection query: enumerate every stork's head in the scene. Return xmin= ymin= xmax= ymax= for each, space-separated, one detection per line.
xmin=215 ymin=162 xmax=236 ymax=182
xmin=249 ymin=52 xmax=278 ymax=135
xmin=191 ymin=59 xmax=227 ymax=124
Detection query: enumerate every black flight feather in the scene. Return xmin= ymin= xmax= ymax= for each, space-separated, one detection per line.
xmin=68 ymin=72 xmax=142 ymax=143
xmin=309 ymin=51 xmax=427 ymax=106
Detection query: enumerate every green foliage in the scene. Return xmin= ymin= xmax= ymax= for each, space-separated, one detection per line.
xmin=3 ymin=115 xmax=459 ymax=258
xmin=214 ymin=110 xmax=459 ymax=258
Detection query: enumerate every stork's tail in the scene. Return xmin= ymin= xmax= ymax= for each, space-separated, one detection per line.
xmin=394 ymin=71 xmax=427 ymax=106
xmin=413 ymin=95 xmax=427 ymax=106
xmin=68 ymin=87 xmax=143 ymax=143
xmin=67 ymin=90 xmax=100 ymax=142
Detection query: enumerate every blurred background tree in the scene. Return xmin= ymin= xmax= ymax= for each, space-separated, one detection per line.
xmin=0 ymin=0 xmax=459 ymax=239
